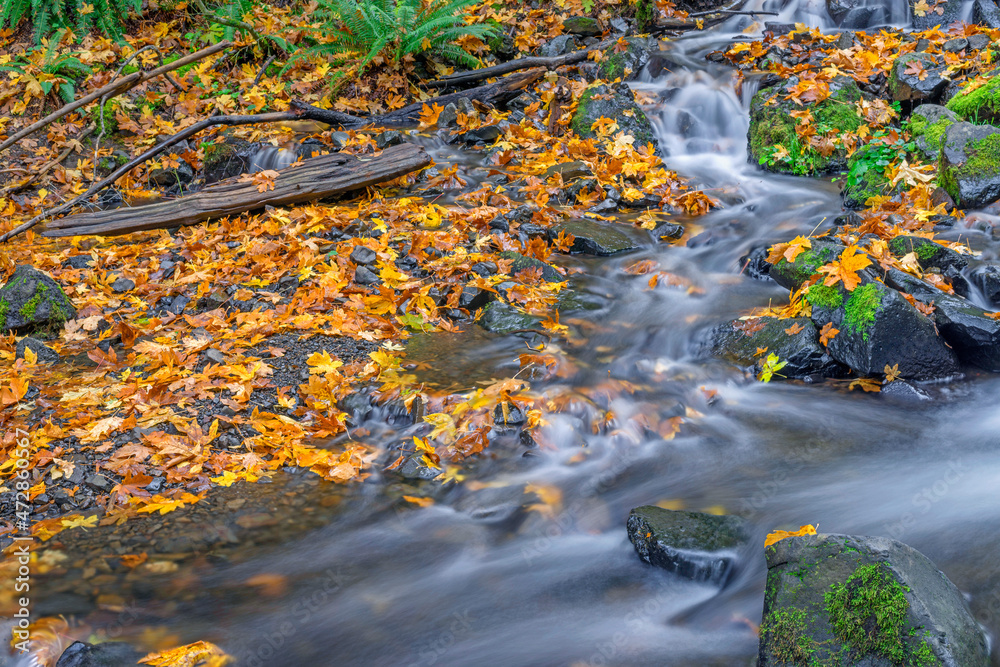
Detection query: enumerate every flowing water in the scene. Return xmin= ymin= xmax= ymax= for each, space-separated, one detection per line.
xmin=23 ymin=7 xmax=1000 ymax=667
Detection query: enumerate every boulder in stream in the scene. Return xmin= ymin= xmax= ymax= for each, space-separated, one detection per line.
xmin=748 ymin=77 xmax=866 ymax=176
xmin=552 ymin=219 xmax=641 ymax=256
xmin=597 ymin=37 xmax=651 ymax=81
xmin=0 ymin=265 xmax=76 ymax=334
xmin=56 ymin=641 xmax=143 ymax=666
xmin=911 ymin=0 xmax=966 ymax=28
xmin=910 ymin=104 xmax=959 ymax=161
xmin=570 ymin=82 xmax=659 ymax=152
xmin=627 ymin=505 xmax=752 ymax=586
xmin=709 ymin=316 xmax=847 ymax=379
xmin=937 ymin=121 xmax=1000 ymax=209
xmin=758 ymin=533 xmax=989 ymax=666
xmin=889 ymin=53 xmax=949 ymax=103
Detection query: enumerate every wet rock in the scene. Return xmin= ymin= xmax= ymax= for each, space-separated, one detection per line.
xmin=349 ymin=245 xmax=378 ymax=265
xmin=748 ymin=77 xmax=866 ymax=175
xmin=889 ymin=53 xmax=948 ymax=103
xmin=204 ymin=348 xmax=226 ymax=365
xmin=570 ymin=82 xmax=659 ymax=152
xmin=739 ymin=245 xmax=774 ymax=281
xmin=968 ymin=33 xmax=992 ymax=51
xmin=478 ymin=300 xmax=542 ymax=334
xmin=974 ymin=0 xmax=1000 ymax=27
xmin=437 ymin=102 xmax=459 ymax=129
xmin=16 ymin=337 xmax=60 ymax=363
xmin=354 ymin=265 xmax=381 ymax=286
xmin=394 ymin=452 xmax=442 ymax=481
xmin=111 ymin=277 xmax=135 ymax=293
xmin=887 ymin=235 xmax=968 ymax=272
xmin=880 ymin=378 xmax=932 ymax=401
xmin=943 ymin=37 xmax=969 ymax=53
xmin=148 ymin=159 xmax=194 ymax=189
xmin=540 ymin=34 xmax=580 ymax=57
xmin=562 ymin=16 xmax=602 ymax=36
xmin=63 ymin=255 xmax=95 ymax=270
xmin=758 ymin=533 xmax=988 ymax=667
xmin=885 ymin=268 xmax=1000 ymax=371
xmin=840 ymin=5 xmax=887 ymax=27
xmin=202 ymin=131 xmax=260 ymax=183
xmin=498 ymin=251 xmax=562 ymax=282
xmin=947 ymin=74 xmax=1000 ymax=124
xmin=459 ymin=284 xmax=493 ymax=310
xmin=911 ymin=0 xmax=964 ymax=28
xmin=626 ymin=505 xmax=752 ymax=585
xmin=827 ymin=0 xmax=862 ymax=23
xmin=543 ymin=160 xmax=593 ymax=180
xmin=507 ymin=92 xmax=541 ymax=113
xmin=459 ymin=124 xmax=504 ymax=144
xmin=85 ymin=474 xmax=110 ymax=491
xmin=598 ymin=37 xmax=650 ymax=81
xmin=937 ymin=121 xmax=1000 ymax=209
xmin=493 ymin=402 xmax=526 ymax=426
xmin=375 ymin=130 xmax=404 ymax=149
xmin=910 ymin=104 xmax=959 ymax=161
xmin=709 ymin=316 xmax=847 ymax=379
xmin=56 ymin=640 xmax=143 ymax=666
xmin=808 ymin=280 xmax=960 ymax=380
xmin=0 ymin=265 xmax=76 ymax=334
xmin=969 ymin=263 xmax=1000 ymax=305
xmin=552 ymin=219 xmax=640 ymax=256
xmin=653 ymin=221 xmax=684 ymax=240
xmin=768 ymin=240 xmax=845 ymax=291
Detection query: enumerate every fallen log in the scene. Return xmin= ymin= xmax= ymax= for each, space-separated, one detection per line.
xmin=42 ymin=143 xmax=431 ymax=238
xmin=290 ymin=68 xmax=545 ymax=127
xmin=426 ymin=45 xmax=613 ymax=89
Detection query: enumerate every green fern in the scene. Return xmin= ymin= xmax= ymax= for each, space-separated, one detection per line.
xmin=283 ymin=0 xmax=496 ymax=75
xmin=1 ymin=0 xmax=141 ymax=43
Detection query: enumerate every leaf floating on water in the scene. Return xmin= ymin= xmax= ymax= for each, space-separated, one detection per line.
xmin=764 ymin=524 xmax=817 ymax=547
xmin=140 ymin=640 xmax=233 ymax=667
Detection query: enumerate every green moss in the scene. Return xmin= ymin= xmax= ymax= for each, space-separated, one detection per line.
xmin=825 ymin=563 xmax=910 ymax=663
xmin=19 ymin=284 xmax=47 ymax=320
xmin=914 ymin=640 xmax=941 ymax=666
xmin=0 ymin=297 xmax=7 ymax=331
xmin=889 ymin=236 xmax=939 ymax=261
xmin=923 ymin=118 xmax=953 ymax=152
xmin=844 ymin=283 xmax=882 ymax=341
xmin=939 ymin=131 xmax=1000 ymax=201
xmin=600 ymin=52 xmax=625 ymax=79
xmin=909 ymin=115 xmax=928 ymax=136
xmin=773 ymin=246 xmax=837 ymax=286
xmin=634 ymin=0 xmax=655 ymax=32
xmin=760 ymin=608 xmax=819 ymax=666
xmin=946 ymin=76 xmax=1000 ymax=122
xmin=571 ymin=87 xmax=599 ymax=137
xmin=805 ymin=284 xmax=844 ymax=310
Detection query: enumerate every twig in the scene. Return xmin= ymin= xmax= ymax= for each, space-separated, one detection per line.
xmin=253 ymin=56 xmax=276 ymax=87
xmin=0 ymin=125 xmax=96 ymax=198
xmin=0 ymin=41 xmax=231 ymax=156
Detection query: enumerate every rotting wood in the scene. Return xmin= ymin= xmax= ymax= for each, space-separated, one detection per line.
xmin=42 ymin=143 xmax=431 ymax=237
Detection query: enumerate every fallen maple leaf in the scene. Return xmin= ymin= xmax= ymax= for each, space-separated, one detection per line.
xmin=61 ymin=515 xmax=98 ymax=530
xmin=784 ymin=322 xmax=805 ymax=335
xmin=889 ymin=159 xmax=935 ymax=189
xmin=818 ymin=245 xmax=871 ymax=291
xmin=850 ymin=377 xmax=882 ymax=392
xmin=884 ymin=363 xmax=901 ymax=382
xmin=764 ymin=524 xmax=817 ymax=547
xmin=819 ymin=322 xmax=839 ymax=345
xmin=140 ymin=640 xmax=233 ymax=667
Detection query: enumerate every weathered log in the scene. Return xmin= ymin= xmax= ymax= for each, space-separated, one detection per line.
xmin=42 ymin=143 xmax=431 ymax=237
xmin=290 ymin=68 xmax=545 ymax=127
xmin=426 ymin=45 xmax=613 ymax=89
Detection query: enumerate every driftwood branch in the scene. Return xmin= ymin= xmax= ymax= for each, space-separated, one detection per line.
xmin=427 ymin=43 xmax=613 ymax=89
xmin=42 ymin=143 xmax=431 ymax=237
xmin=292 ymin=68 xmax=544 ymax=127
xmin=0 ymin=125 xmax=96 ymax=198
xmin=0 ymin=41 xmax=231 ymax=156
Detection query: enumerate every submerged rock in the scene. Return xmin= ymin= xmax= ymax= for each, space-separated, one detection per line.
xmin=758 ymin=533 xmax=988 ymax=666
xmin=938 ymin=121 xmax=1000 ymax=209
xmin=478 ymin=300 xmax=542 ymax=334
xmin=748 ymin=77 xmax=866 ymax=175
xmin=56 ymin=641 xmax=143 ymax=666
xmin=709 ymin=316 xmax=847 ymax=379
xmin=910 ymin=104 xmax=959 ymax=161
xmin=626 ymin=505 xmax=752 ymax=585
xmin=0 ymin=266 xmax=76 ymax=334
xmin=570 ymin=82 xmax=659 ymax=152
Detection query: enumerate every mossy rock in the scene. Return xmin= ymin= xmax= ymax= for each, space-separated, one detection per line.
xmin=570 ymin=82 xmax=659 ymax=152
xmin=477 ymin=300 xmax=542 ymax=334
xmin=748 ymin=77 xmax=867 ymax=176
xmin=809 ymin=279 xmax=959 ymax=380
xmin=626 ymin=505 xmax=752 ymax=585
xmin=769 ymin=240 xmax=845 ymax=291
xmin=598 ymin=37 xmax=650 ymax=81
xmin=910 ymin=104 xmax=959 ymax=161
xmin=937 ymin=121 xmax=1000 ymax=208
xmin=887 ymin=235 xmax=968 ymax=272
xmin=708 ymin=316 xmax=847 ymax=379
xmin=759 ymin=533 xmax=988 ymax=666
xmin=202 ymin=130 xmax=261 ymax=183
xmin=562 ymin=16 xmax=602 ymax=36
xmin=842 ymin=145 xmax=896 ymax=209
xmin=946 ymin=73 xmax=1000 ymax=124
xmin=888 ymin=53 xmax=948 ymax=103
xmin=498 ymin=251 xmax=563 ymax=282
xmin=0 ymin=266 xmax=76 ymax=335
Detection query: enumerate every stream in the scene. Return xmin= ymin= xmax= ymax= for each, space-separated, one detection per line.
xmin=21 ymin=4 xmax=1000 ymax=666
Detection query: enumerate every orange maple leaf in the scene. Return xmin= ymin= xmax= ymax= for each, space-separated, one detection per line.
xmin=819 ymin=322 xmax=839 ymax=345
xmin=765 ymin=524 xmax=817 ymax=547
xmin=818 ymin=245 xmax=871 ymax=291
xmin=784 ymin=322 xmax=804 ymax=335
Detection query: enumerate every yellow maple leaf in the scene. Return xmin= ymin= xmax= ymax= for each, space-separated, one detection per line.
xmin=61 ymin=515 xmax=98 ymax=530
xmin=764 ymin=524 xmax=817 ymax=547
xmin=889 ymin=159 xmax=935 ymax=189
xmin=913 ymin=0 xmax=931 ymax=15
xmin=140 ymin=640 xmax=233 ymax=667
xmin=306 ymin=350 xmax=343 ymax=375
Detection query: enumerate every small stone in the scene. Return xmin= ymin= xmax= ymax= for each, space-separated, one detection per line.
xmin=968 ymin=33 xmax=991 ymax=50
xmin=111 ymin=277 xmax=135 ymax=293
xmin=16 ymin=337 xmax=60 ymax=363
xmin=349 ymin=245 xmax=378 ymax=265
xmin=542 ymin=160 xmax=593 ymax=180
xmin=375 ymin=130 xmax=404 ymax=149
xmin=540 ymin=34 xmax=579 ymax=57
xmin=943 ymin=37 xmax=969 ymax=52
xmin=204 ymin=348 xmax=226 ymax=365
xmin=552 ymin=219 xmax=640 ymax=256
xmin=163 ymin=294 xmax=190 ymax=315
xmin=85 ymin=474 xmax=110 ymax=491
xmin=64 ymin=255 xmax=94 ymax=269
xmin=146 ymin=477 xmax=164 ymax=493
xmin=354 ymin=265 xmax=381 ymax=286
xmin=437 ymin=103 xmax=459 ymax=129
xmin=562 ymin=16 xmax=602 ymax=36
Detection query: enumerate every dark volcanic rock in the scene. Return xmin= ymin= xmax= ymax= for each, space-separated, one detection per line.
xmin=627 ymin=505 xmax=752 ymax=585
xmin=758 ymin=533 xmax=988 ymax=667
xmin=552 ymin=219 xmax=641 ymax=256
xmin=570 ymin=82 xmax=659 ymax=152
xmin=938 ymin=121 xmax=1000 ymax=209
xmin=888 ymin=53 xmax=948 ymax=103
xmin=16 ymin=336 xmax=60 ymax=363
xmin=0 ymin=265 xmax=76 ymax=334
xmin=56 ymin=641 xmax=143 ymax=666
xmin=912 ymin=0 xmax=965 ymax=28
xmin=709 ymin=316 xmax=847 ymax=379
xmin=969 ymin=263 xmax=1000 ymax=305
